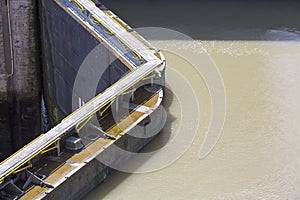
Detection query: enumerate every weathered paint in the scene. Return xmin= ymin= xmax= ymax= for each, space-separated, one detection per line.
xmin=0 ymin=0 xmax=41 ymax=160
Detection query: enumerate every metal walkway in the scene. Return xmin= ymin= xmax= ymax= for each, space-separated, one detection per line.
xmin=0 ymin=0 xmax=164 ymax=185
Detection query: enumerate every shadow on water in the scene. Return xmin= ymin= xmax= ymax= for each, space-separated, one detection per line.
xmin=102 ymin=0 xmax=300 ymax=41
xmin=84 ymin=86 xmax=177 ymax=199
xmin=140 ymin=85 xmax=177 ymax=152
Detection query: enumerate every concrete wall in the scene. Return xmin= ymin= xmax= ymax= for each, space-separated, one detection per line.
xmin=0 ymin=0 xmax=41 ymax=160
xmin=39 ymin=0 xmax=129 ymax=125
xmin=41 ymin=106 xmax=164 ymax=200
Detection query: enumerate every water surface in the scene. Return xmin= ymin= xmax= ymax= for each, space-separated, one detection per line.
xmin=84 ymin=39 xmax=300 ymax=199
xmin=84 ymin=0 xmax=300 ymax=199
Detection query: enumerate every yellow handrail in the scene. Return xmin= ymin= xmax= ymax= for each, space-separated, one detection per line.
xmin=12 ymin=163 xmax=32 ymax=175
xmin=88 ymin=13 xmax=143 ymax=64
xmin=98 ymin=100 xmax=114 ymax=117
xmin=121 ymin=88 xmax=136 ymax=95
xmin=0 ymin=134 xmax=46 ymax=165
xmin=142 ymin=74 xmax=155 ymax=81
xmin=0 ymin=136 xmax=61 ymax=183
xmin=75 ymin=115 xmax=93 ymax=133
xmin=111 ymin=17 xmax=130 ymax=31
xmin=69 ymin=0 xmax=85 ymax=12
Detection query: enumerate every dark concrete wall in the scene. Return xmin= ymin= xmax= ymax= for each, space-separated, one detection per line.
xmin=0 ymin=0 xmax=41 ymax=160
xmin=39 ymin=0 xmax=129 ymax=125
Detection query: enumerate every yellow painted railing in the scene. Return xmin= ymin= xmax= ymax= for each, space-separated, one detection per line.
xmin=0 ymin=136 xmax=61 ymax=184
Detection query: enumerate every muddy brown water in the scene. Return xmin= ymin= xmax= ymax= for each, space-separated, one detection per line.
xmin=84 ymin=1 xmax=300 ymax=199
xmin=84 ymin=40 xmax=300 ymax=199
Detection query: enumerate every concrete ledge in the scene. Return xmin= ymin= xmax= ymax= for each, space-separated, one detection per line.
xmin=21 ymin=106 xmax=164 ymax=200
